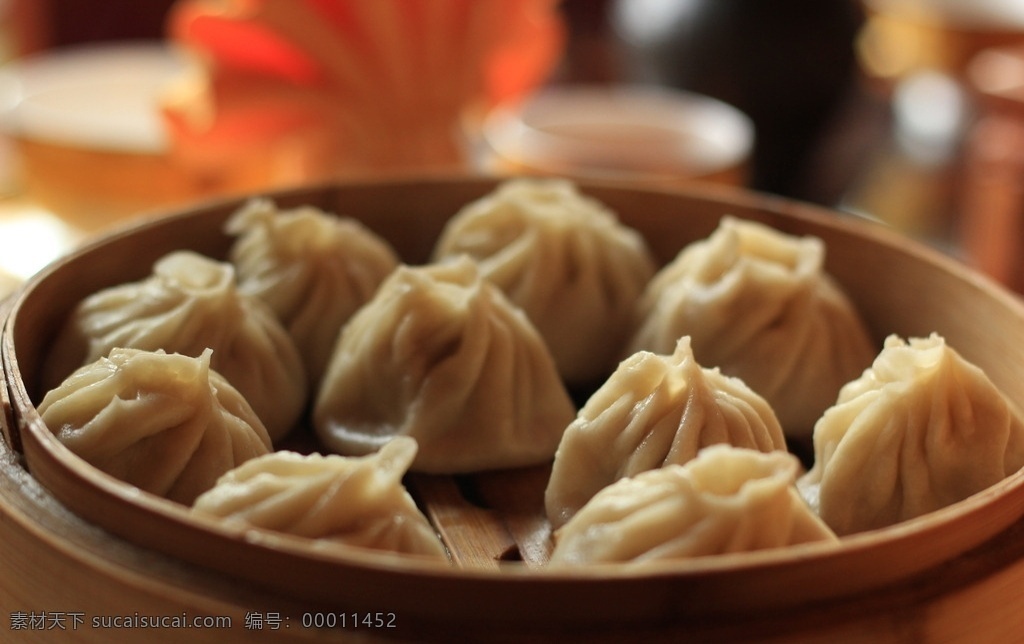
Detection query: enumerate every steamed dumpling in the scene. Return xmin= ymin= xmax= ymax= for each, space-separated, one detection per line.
xmin=226 ymin=198 xmax=399 ymax=385
xmin=798 ymin=334 xmax=1024 ymax=535
xmin=192 ymin=437 xmax=447 ymax=559
xmin=545 ymin=336 xmax=786 ymax=529
xmin=549 ymin=445 xmax=837 ymax=565
xmin=627 ymin=216 xmax=876 ymax=437
xmin=433 ymin=178 xmax=656 ymax=385
xmin=39 ymin=348 xmax=272 ymax=505
xmin=43 ymin=251 xmax=307 ymax=442
xmin=313 ymin=257 xmax=576 ymax=473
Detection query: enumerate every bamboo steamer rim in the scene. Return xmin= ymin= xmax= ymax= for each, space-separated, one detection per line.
xmin=5 ymin=174 xmax=1024 ymax=617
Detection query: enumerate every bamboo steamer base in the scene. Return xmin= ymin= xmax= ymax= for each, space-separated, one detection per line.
xmin=6 ymin=177 xmax=1024 ymax=641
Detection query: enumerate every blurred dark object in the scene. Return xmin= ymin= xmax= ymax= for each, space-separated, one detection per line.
xmin=838 ymin=1 xmax=1024 ymax=259
xmin=960 ymin=44 xmax=1024 ymax=292
xmin=611 ymin=0 xmax=864 ymax=199
xmin=45 ymin=0 xmax=175 ymax=47
xmin=557 ymin=0 xmax=623 ymax=83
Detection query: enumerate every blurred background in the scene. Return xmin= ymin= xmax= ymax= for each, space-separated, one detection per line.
xmin=3 ymin=0 xmax=1024 ymax=293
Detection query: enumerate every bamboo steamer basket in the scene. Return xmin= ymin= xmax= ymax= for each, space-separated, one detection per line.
xmin=4 ymin=176 xmax=1024 ymax=642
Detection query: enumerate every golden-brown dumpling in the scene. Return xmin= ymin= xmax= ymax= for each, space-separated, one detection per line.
xmin=433 ymin=178 xmax=656 ymax=385
xmin=43 ymin=251 xmax=307 ymax=442
xmin=313 ymin=257 xmax=576 ymax=473
xmin=549 ymin=445 xmax=837 ymax=565
xmin=39 ymin=348 xmax=272 ymax=505
xmin=627 ymin=216 xmax=875 ymax=437
xmin=192 ymin=437 xmax=447 ymax=559
xmin=226 ymin=198 xmax=399 ymax=385
xmin=545 ymin=337 xmax=786 ymax=529
xmin=798 ymin=334 xmax=1024 ymax=535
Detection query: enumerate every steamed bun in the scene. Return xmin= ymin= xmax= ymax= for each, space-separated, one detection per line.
xmin=44 ymin=251 xmax=308 ymax=442
xmin=433 ymin=178 xmax=656 ymax=385
xmin=192 ymin=437 xmax=447 ymax=559
xmin=545 ymin=337 xmax=786 ymax=529
xmin=40 ymin=348 xmax=272 ymax=505
xmin=550 ymin=445 xmax=837 ymax=565
xmin=226 ymin=198 xmax=399 ymax=385
xmin=627 ymin=216 xmax=875 ymax=437
xmin=313 ymin=257 xmax=576 ymax=473
xmin=799 ymin=334 xmax=1024 ymax=535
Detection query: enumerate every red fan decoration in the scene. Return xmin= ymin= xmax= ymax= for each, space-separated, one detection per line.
xmin=162 ymin=0 xmax=564 ymax=189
